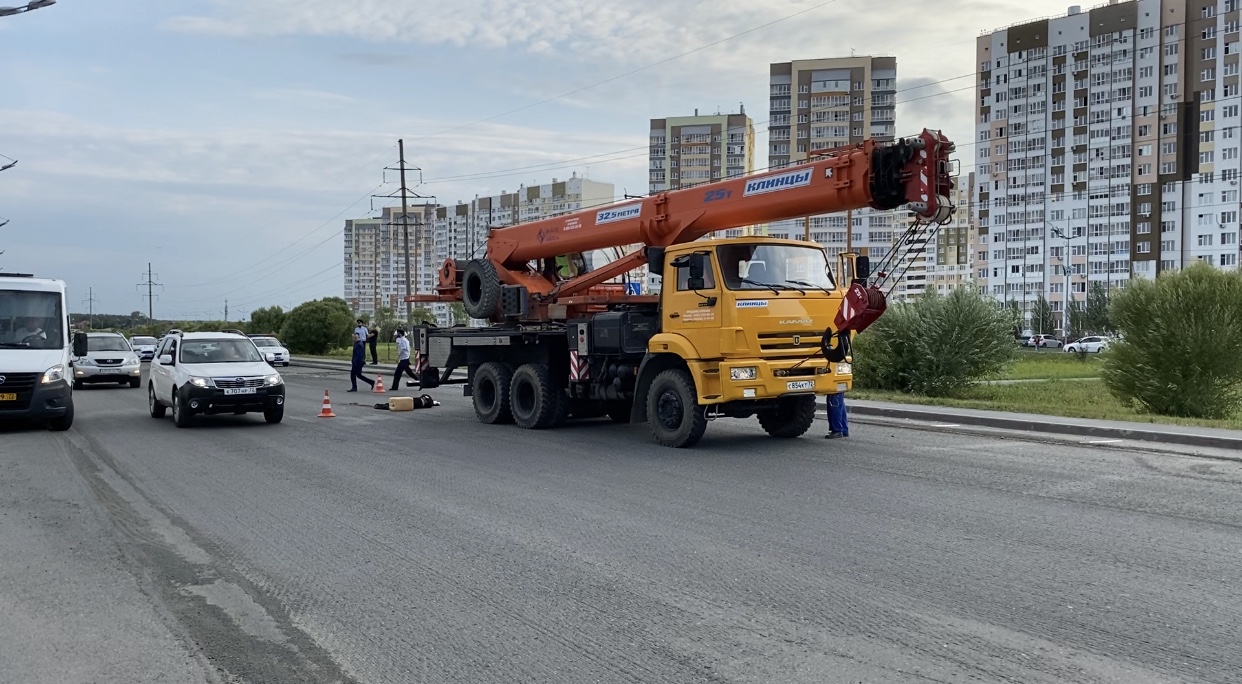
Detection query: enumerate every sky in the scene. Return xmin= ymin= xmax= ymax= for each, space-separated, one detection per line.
xmin=0 ymin=0 xmax=1076 ymax=320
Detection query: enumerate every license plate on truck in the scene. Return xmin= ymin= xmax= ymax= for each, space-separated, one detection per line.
xmin=786 ymin=380 xmax=815 ymax=391
xmin=0 ymin=393 xmax=15 ymax=402
xmin=223 ymin=388 xmax=256 ymax=395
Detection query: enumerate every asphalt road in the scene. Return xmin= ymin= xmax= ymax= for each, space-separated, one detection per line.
xmin=2 ymin=366 xmax=1241 ymax=684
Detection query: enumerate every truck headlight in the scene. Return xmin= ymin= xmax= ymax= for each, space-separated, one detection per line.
xmin=189 ymin=377 xmax=213 ymax=388
xmin=266 ymin=374 xmax=283 ymax=386
xmin=836 ymin=362 xmax=852 ymax=375
xmin=730 ymin=366 xmax=758 ymax=381
xmin=42 ymin=364 xmax=66 ymax=384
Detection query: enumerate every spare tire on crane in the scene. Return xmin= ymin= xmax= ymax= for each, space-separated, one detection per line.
xmin=462 ymin=259 xmax=501 ymax=320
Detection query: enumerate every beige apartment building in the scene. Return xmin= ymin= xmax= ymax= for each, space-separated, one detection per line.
xmin=649 ymin=108 xmax=755 ymax=237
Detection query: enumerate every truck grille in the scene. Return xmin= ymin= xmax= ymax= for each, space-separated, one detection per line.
xmin=757 ymin=331 xmax=823 ymax=354
xmin=213 ymin=377 xmax=266 ymax=389
xmin=0 ymin=372 xmax=39 ymax=411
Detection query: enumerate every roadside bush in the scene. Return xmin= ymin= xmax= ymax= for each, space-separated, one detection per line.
xmin=1102 ymin=263 xmax=1242 ymax=418
xmin=248 ymin=305 xmax=286 ymax=336
xmin=853 ymin=287 xmax=1015 ymax=397
xmin=280 ymin=297 xmax=354 ymax=355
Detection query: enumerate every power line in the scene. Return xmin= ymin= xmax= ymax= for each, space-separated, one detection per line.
xmin=81 ymin=288 xmax=99 ymax=329
xmin=136 ymin=263 xmax=163 ymax=321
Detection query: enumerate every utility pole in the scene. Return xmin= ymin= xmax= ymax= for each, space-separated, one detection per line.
xmin=82 ymin=288 xmax=99 ymax=329
xmin=803 ymin=215 xmax=811 ymax=241
xmin=846 ymin=209 xmax=854 ymax=253
xmin=224 ymin=299 xmax=229 ymax=322
xmin=375 ymin=142 xmax=433 ymax=325
xmin=136 ymin=263 xmax=162 ymax=322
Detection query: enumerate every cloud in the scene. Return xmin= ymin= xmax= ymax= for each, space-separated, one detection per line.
xmin=337 ymin=52 xmax=425 ymax=67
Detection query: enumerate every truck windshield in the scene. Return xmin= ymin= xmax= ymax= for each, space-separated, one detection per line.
xmin=88 ymin=336 xmax=131 ymax=352
xmin=716 ymin=244 xmax=836 ymax=292
xmin=0 ymin=289 xmax=64 ymax=350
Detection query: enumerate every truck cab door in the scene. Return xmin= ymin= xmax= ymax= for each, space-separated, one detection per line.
xmin=662 ymin=251 xmax=722 ymax=358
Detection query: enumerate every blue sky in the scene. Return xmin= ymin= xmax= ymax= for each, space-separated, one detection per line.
xmin=0 ymin=0 xmax=1066 ymax=320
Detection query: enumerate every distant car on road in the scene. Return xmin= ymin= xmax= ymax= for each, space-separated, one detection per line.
xmin=1065 ymin=336 xmax=1110 ymax=353
xmin=72 ymin=332 xmax=142 ymax=388
xmin=147 ymin=331 xmax=285 ymax=427
xmin=249 ymin=335 xmax=291 ymax=367
xmin=1024 ymin=334 xmax=1062 ymax=349
xmin=129 ymin=335 xmax=158 ymax=361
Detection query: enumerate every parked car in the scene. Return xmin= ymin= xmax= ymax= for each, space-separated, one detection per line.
xmin=72 ymin=331 xmax=142 ymax=388
xmin=249 ymin=335 xmax=291 ymax=366
xmin=1065 ymin=336 xmax=1110 ymax=353
xmin=147 ymin=331 xmax=284 ymax=427
xmin=1024 ymin=334 xmax=1063 ymax=349
xmin=129 ymin=335 xmax=158 ymax=361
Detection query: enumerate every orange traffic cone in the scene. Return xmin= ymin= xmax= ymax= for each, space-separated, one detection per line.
xmin=318 ymin=390 xmax=336 ymax=418
xmin=372 ymin=374 xmax=386 ymax=394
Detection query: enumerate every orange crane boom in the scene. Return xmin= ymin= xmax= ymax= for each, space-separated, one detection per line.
xmin=424 ymin=129 xmax=955 ymax=321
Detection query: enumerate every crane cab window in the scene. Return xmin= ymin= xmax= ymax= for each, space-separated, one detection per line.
xmin=674 ymin=256 xmax=716 ymax=291
xmin=717 ymin=243 xmax=836 ymax=291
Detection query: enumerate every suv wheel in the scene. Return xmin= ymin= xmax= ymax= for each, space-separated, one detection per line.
xmin=172 ymin=390 xmax=193 ymax=428
xmin=264 ymin=406 xmax=284 ymax=424
xmin=148 ymin=384 xmax=166 ymax=418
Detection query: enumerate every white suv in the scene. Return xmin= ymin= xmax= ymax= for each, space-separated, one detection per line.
xmin=72 ymin=331 xmax=142 ymax=388
xmin=148 ymin=331 xmax=285 ymax=427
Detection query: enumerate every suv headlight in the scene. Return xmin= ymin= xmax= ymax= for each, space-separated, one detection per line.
xmin=41 ymin=364 xmax=66 ymax=384
xmin=730 ymin=366 xmax=758 ymax=381
xmin=189 ymin=377 xmax=213 ymax=388
xmin=836 ymin=362 xmax=852 ymax=375
xmin=124 ymin=356 xmax=140 ymax=366
xmin=266 ymin=374 xmax=283 ymax=386
xmin=75 ymin=357 xmax=95 ymax=366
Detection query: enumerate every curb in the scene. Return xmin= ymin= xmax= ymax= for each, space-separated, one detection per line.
xmin=829 ymin=402 xmax=1242 ymax=451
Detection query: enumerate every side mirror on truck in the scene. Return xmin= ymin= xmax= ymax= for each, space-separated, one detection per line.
xmin=72 ymin=332 xmax=88 ymax=358
xmin=855 ymin=255 xmax=871 ymax=281
xmin=647 ymin=246 xmax=665 ymax=276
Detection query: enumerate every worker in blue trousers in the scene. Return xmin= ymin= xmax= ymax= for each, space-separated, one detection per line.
xmin=826 ymin=392 xmax=849 ymax=439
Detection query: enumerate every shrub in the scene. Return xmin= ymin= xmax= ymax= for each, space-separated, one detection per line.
xmin=1101 ymin=263 xmax=1242 ymax=418
xmin=248 ymin=306 xmax=286 ymax=336
xmin=853 ymin=287 xmax=1015 ymax=397
xmin=280 ymin=297 xmax=354 ymax=355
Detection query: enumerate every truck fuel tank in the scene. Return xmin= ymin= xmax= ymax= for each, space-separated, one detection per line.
xmin=589 ymin=311 xmax=657 ymax=355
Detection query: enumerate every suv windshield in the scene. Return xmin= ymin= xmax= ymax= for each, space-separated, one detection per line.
xmin=131 ymin=337 xmax=157 ymax=346
xmin=87 ymin=336 xmax=131 ymax=352
xmin=0 ymin=289 xmax=64 ymax=350
xmin=179 ymin=339 xmax=263 ymax=364
xmin=251 ymin=337 xmax=281 ymax=347
xmin=716 ymin=244 xmax=836 ymax=291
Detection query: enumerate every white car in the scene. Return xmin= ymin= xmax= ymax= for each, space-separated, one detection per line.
xmin=72 ymin=331 xmax=142 ymax=388
xmin=249 ymin=335 xmax=291 ymax=366
xmin=148 ymin=331 xmax=285 ymax=427
xmin=1024 ymin=334 xmax=1062 ymax=349
xmin=129 ymin=335 xmax=158 ymax=361
xmin=1065 ymin=336 xmax=1110 ymax=353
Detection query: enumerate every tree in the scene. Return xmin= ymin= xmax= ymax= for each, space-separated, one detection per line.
xmin=1082 ymin=281 xmax=1112 ymax=335
xmin=410 ymin=306 xmax=436 ymax=325
xmin=280 ymin=297 xmax=354 ymax=355
xmin=249 ymin=306 xmax=286 ymax=335
xmin=1102 ymin=263 xmax=1242 ymax=419
xmin=1031 ymin=295 xmax=1055 ymax=336
xmin=449 ymin=302 xmax=468 ymax=327
xmin=853 ymin=287 xmax=1016 ymax=397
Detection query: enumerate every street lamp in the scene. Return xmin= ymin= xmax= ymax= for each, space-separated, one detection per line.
xmin=1051 ymin=227 xmax=1074 ymax=341
xmin=0 ymin=0 xmax=55 ymax=16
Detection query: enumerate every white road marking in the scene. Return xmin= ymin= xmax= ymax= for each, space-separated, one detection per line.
xmin=1085 ymin=439 xmax=1123 ymax=444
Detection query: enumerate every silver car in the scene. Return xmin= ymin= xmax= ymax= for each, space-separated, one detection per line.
xmin=72 ymin=332 xmax=143 ymax=388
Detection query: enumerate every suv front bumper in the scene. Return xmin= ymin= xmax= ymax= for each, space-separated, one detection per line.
xmin=74 ymin=363 xmax=142 ymax=383
xmin=178 ymin=383 xmax=285 ymax=415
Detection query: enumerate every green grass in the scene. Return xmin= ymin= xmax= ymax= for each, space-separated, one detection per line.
xmin=310 ymin=342 xmax=403 ymax=362
xmin=852 ymin=380 xmax=1242 ymax=431
xmin=999 ymin=351 xmax=1104 ymax=381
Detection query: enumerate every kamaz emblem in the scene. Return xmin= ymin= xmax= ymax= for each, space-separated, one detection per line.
xmin=743 ymin=169 xmax=813 ymax=197
xmin=793 ymin=335 xmax=801 ymax=346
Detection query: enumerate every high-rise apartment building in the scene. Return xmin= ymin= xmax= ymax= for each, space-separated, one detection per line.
xmin=343 ymin=203 xmax=436 ymax=320
xmin=976 ymin=0 xmax=1242 ymax=334
xmin=649 ymin=109 xmax=754 ymax=189
xmin=924 ymin=172 xmax=978 ymax=296
xmin=765 ymin=57 xmax=931 ymax=298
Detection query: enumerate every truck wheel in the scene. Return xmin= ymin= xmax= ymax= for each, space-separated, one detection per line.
xmin=757 ymin=395 xmax=817 ymax=438
xmin=48 ymin=402 xmax=74 ymax=432
xmin=473 ymin=362 xmax=514 ymax=424
xmin=510 ymin=363 xmax=559 ymax=430
xmin=607 ymin=400 xmax=633 ymax=424
xmin=646 ymin=369 xmax=707 ymax=448
xmin=462 ymin=259 xmax=501 ymax=320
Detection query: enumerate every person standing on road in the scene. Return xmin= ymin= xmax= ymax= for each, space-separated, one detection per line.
xmin=367 ymin=324 xmax=379 ymax=365
xmin=348 ymin=332 xmax=374 ymax=392
xmin=826 ymin=392 xmax=849 ymax=439
xmin=392 ymin=329 xmax=419 ymax=390
xmin=354 ymin=319 xmax=369 ymax=348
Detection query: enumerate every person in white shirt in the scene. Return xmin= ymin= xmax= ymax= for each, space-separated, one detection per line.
xmin=353 ymin=319 xmax=370 ymax=348
xmin=392 ymin=328 xmax=419 ymax=390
